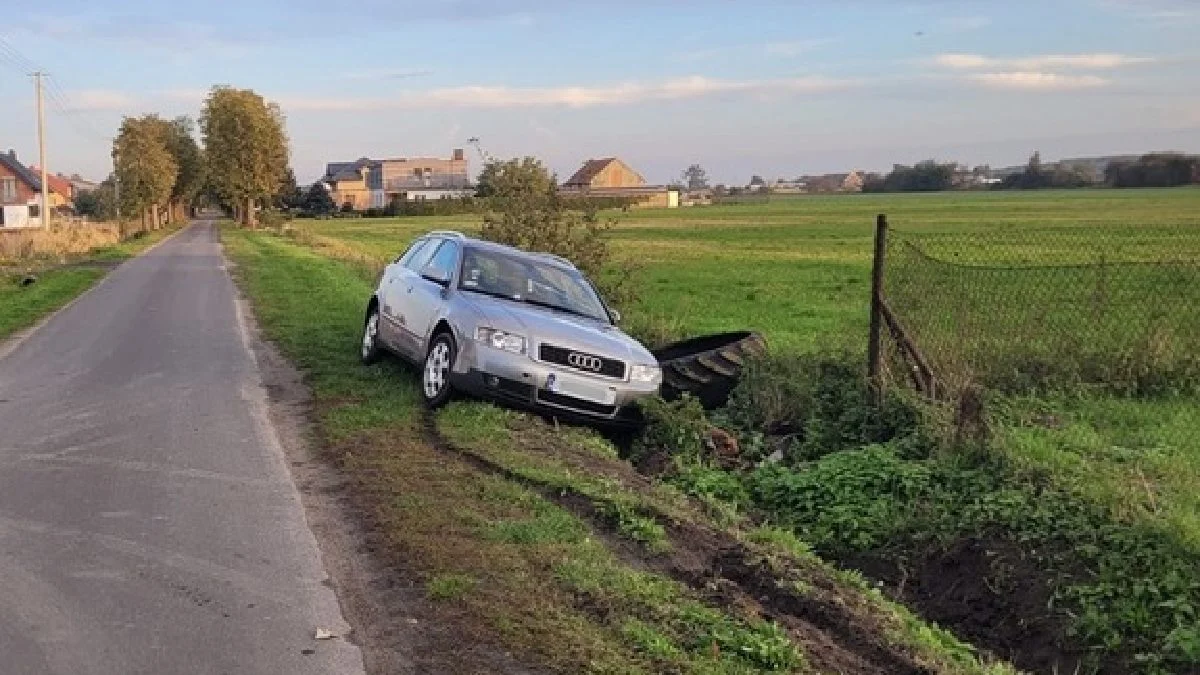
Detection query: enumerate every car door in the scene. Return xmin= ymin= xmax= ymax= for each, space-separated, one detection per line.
xmin=380 ymin=237 xmax=439 ymax=358
xmin=406 ymin=239 xmax=461 ymax=353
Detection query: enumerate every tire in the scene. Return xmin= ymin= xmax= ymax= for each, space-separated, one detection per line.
xmin=361 ymin=304 xmax=383 ymax=365
xmin=653 ymin=331 xmax=767 ymax=410
xmin=421 ymin=332 xmax=457 ymax=408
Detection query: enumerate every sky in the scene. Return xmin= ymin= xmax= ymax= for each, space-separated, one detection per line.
xmin=1 ymin=0 xmax=1198 ymax=185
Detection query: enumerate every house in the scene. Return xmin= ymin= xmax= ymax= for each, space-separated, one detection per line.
xmin=322 ymin=149 xmax=472 ymax=209
xmin=841 ymin=170 xmax=864 ymax=192
xmin=322 ymin=157 xmax=373 ymax=210
xmin=560 ymin=157 xmax=679 ymax=208
xmin=69 ymin=174 xmax=100 ymax=194
xmin=0 ymin=149 xmax=46 ymax=228
xmin=29 ymin=167 xmax=75 ymax=208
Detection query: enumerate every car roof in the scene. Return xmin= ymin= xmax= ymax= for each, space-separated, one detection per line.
xmin=423 ymin=231 xmax=577 ymax=271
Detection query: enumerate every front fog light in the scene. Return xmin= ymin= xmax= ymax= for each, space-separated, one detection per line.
xmin=630 ymin=364 xmax=661 ymax=383
xmin=475 ymin=327 xmax=527 ymax=354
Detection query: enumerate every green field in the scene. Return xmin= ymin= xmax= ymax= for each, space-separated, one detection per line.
xmin=300 ymin=188 xmax=1200 ymax=352
xmin=247 ymin=188 xmax=1200 ymax=674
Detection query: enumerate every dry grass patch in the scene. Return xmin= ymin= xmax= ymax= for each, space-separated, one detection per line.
xmin=0 ymin=223 xmax=124 ymax=264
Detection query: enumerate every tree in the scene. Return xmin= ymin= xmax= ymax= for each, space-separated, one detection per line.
xmin=862 ymin=160 xmax=957 ymax=192
xmin=74 ymin=179 xmax=118 ymax=221
xmin=478 ymin=157 xmax=634 ymax=306
xmin=163 ymin=116 xmax=204 ymax=223
xmin=113 ymin=115 xmax=178 ymax=230
xmin=276 ymin=167 xmax=304 ymax=210
xmin=476 ymin=157 xmax=556 ymax=199
xmin=1106 ymin=153 xmax=1200 ymax=188
xmin=200 ymin=86 xmax=289 ymax=227
xmin=998 ymin=151 xmax=1099 ymax=190
xmin=681 ymin=164 xmax=709 ymax=191
xmin=303 ymin=182 xmax=335 ymax=216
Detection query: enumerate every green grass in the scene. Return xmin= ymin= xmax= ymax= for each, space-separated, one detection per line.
xmin=223 ymin=226 xmax=815 ymax=674
xmin=0 ymin=268 xmax=107 ymax=340
xmin=299 ymin=188 xmax=1200 ymax=352
xmin=254 ymin=189 xmax=1200 ymax=673
xmin=0 ymin=225 xmax=184 ymax=341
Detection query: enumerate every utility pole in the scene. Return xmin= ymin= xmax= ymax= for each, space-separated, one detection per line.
xmin=113 ymin=143 xmax=121 ymax=220
xmin=32 ymin=71 xmax=50 ymax=228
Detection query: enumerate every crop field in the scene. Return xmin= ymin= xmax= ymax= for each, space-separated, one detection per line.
xmin=235 ymin=187 xmax=1200 ymax=674
xmin=300 ymin=188 xmax=1200 ymax=352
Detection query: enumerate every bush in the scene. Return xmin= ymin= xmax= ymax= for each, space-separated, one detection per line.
xmin=630 ymin=395 xmax=709 ymax=466
xmin=477 ymin=157 xmax=637 ymax=307
xmin=718 ymin=353 xmax=931 ymax=462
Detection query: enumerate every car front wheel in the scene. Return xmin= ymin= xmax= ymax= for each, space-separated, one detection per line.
xmin=422 ymin=332 xmax=457 ymax=408
xmin=361 ymin=305 xmax=383 ymax=364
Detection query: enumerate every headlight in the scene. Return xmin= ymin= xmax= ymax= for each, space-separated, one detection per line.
xmin=475 ymin=327 xmax=527 ymax=354
xmin=630 ymin=364 xmax=661 ymax=383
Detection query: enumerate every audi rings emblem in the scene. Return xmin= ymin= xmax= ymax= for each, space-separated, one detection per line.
xmin=567 ymin=352 xmax=603 ymax=372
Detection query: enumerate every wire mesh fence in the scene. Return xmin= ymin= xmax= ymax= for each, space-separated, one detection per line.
xmin=873 ymin=217 xmax=1200 ymax=402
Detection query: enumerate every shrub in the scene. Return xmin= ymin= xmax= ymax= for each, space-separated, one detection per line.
xmin=477 ymin=157 xmax=638 ymax=307
xmin=630 ymin=395 xmax=709 ymax=466
xmin=719 ymin=353 xmax=931 ymax=462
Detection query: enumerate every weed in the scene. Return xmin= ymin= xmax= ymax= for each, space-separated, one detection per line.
xmin=427 ymin=573 xmax=477 ymax=601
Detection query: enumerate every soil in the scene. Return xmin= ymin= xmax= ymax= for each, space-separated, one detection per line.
xmin=431 ymin=414 xmax=941 ymax=675
xmin=239 ymin=292 xmax=543 ymax=675
xmin=847 ymin=537 xmax=1089 ymax=675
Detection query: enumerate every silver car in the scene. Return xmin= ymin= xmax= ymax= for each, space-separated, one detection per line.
xmin=360 ymin=231 xmax=662 ymax=425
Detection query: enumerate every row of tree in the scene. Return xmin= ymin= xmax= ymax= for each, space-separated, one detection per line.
xmin=862 ymin=151 xmax=1200 ymax=194
xmin=76 ymin=87 xmax=290 ymax=229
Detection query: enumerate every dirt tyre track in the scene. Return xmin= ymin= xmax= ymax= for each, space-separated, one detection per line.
xmin=654 ymin=331 xmax=767 ymax=409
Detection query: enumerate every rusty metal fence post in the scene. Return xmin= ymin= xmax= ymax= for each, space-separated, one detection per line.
xmin=867 ymin=214 xmax=888 ymax=405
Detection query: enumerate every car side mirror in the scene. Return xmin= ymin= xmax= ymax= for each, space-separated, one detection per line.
xmin=421 ymin=266 xmax=451 ymax=287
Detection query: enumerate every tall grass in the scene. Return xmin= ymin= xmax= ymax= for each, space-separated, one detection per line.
xmin=0 ymin=222 xmax=124 ymax=264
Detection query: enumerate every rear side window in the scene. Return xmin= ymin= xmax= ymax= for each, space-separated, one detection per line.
xmin=424 ymin=241 xmax=460 ymax=280
xmin=402 ymin=238 xmax=441 ymax=272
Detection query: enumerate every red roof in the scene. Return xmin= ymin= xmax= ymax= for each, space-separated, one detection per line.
xmin=29 ymin=167 xmax=74 ymax=199
xmin=563 ymin=158 xmax=618 ymax=187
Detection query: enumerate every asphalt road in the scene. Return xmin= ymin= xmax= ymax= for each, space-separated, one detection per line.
xmin=0 ymin=222 xmax=365 ymax=674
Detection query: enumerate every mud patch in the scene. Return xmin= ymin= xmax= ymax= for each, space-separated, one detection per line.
xmin=849 ymin=536 xmax=1086 ymax=675
xmin=433 ymin=411 xmax=953 ymax=674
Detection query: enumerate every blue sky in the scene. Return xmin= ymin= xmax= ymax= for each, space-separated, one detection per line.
xmin=1 ymin=0 xmax=1198 ymax=184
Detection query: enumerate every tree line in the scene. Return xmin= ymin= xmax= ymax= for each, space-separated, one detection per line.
xmin=76 ymin=86 xmax=289 ymax=229
xmin=862 ymin=151 xmax=1200 ymax=193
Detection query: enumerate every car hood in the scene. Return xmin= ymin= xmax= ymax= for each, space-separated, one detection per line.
xmin=463 ymin=294 xmax=654 ymax=363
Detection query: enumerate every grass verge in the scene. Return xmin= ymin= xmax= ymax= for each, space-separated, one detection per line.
xmin=0 ymin=224 xmax=183 ymax=341
xmin=223 ymin=227 xmax=817 ymax=673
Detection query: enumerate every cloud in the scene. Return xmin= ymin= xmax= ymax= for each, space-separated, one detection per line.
xmin=271 ymin=75 xmax=860 ymax=111
xmin=934 ymin=53 xmax=1155 ymax=70
xmin=966 ymin=72 xmax=1110 ymax=91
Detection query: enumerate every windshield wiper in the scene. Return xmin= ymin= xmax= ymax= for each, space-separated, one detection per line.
xmin=521 ymin=297 xmax=603 ymax=322
xmin=462 ymin=286 xmax=521 ymax=302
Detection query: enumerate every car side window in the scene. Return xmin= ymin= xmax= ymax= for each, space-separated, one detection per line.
xmin=423 ymin=241 xmax=460 ymax=281
xmin=403 ymin=238 xmax=441 ymax=272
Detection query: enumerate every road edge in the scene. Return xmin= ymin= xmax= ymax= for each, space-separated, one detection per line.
xmin=222 ymin=235 xmax=417 ymax=675
xmin=0 ymin=222 xmax=193 ymax=364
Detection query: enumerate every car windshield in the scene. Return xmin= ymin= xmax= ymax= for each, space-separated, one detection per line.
xmin=459 ymin=247 xmax=610 ymax=323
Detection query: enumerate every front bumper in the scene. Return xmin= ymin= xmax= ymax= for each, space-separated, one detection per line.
xmin=450 ymin=345 xmax=659 ymax=427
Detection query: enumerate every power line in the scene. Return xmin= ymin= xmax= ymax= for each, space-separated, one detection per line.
xmin=0 ymin=36 xmax=39 ymax=72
